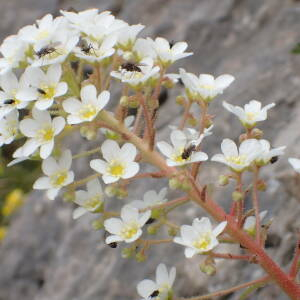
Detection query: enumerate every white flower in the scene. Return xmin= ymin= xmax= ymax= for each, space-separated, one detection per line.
xmin=180 ymin=68 xmax=235 ymax=102
xmin=130 ymin=187 xmax=168 ymax=210
xmin=0 ymin=71 xmax=37 ymax=119
xmin=243 ymin=211 xmax=268 ymax=236
xmin=174 ymin=217 xmax=227 ymax=257
xmin=73 ymin=178 xmax=104 ymax=219
xmin=0 ymin=35 xmax=27 ymax=75
xmin=111 ymin=57 xmax=160 ymax=88
xmin=117 ymin=24 xmax=145 ymax=50
xmin=101 ymin=115 xmax=134 ymax=140
xmin=63 ymin=85 xmax=110 ymax=124
xmin=132 ymin=38 xmax=157 ymax=61
xmin=104 ymin=204 xmax=151 ymax=243
xmin=90 ymin=140 xmax=139 ymax=184
xmin=33 ymin=149 xmax=74 ymax=200
xmin=157 ymin=130 xmax=208 ymax=167
xmin=255 ymin=140 xmax=285 ymax=165
xmin=211 ymin=139 xmax=262 ymax=172
xmin=74 ymin=35 xmax=117 ymax=62
xmin=18 ymin=14 xmax=64 ymax=50
xmin=60 ymin=8 xmax=99 ymax=32
xmin=223 ymin=100 xmax=275 ymax=128
xmin=31 ymin=35 xmax=79 ymax=67
xmin=18 ymin=108 xmax=65 ymax=159
xmin=23 ymin=64 xmax=68 ymax=110
xmin=150 ymin=37 xmax=193 ymax=66
xmin=0 ymin=109 xmax=19 ymax=146
xmin=288 ymin=158 xmax=300 ymax=173
xmin=137 ymin=263 xmax=176 ymax=300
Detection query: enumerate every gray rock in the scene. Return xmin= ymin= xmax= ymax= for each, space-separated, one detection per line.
xmin=0 ymin=0 xmax=300 ymax=299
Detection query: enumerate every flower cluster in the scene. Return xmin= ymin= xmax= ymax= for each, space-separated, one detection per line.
xmin=1 ymin=8 xmax=299 ymax=300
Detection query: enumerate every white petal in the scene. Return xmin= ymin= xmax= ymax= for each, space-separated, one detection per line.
xmin=221 ymin=139 xmax=238 ymax=157
xmin=184 ymin=247 xmax=197 ymax=258
xmin=137 ymin=279 xmax=158 ymax=298
xmin=101 ymin=139 xmax=120 ymax=162
xmin=33 ymin=176 xmax=51 ymax=189
xmin=73 ymin=207 xmax=88 ymax=219
xmin=90 ymin=159 xmax=107 ymax=174
xmin=121 ymin=205 xmax=139 ymax=223
xmin=104 ymin=218 xmax=123 ymax=234
xmin=122 ymin=162 xmax=139 ymax=179
xmin=213 ymin=221 xmax=227 ymax=236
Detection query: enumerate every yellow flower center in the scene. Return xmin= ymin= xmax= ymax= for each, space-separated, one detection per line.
xmin=36 ymin=30 xmax=50 ymax=41
xmin=39 ymin=84 xmax=56 ymax=99
xmin=50 ymin=171 xmax=68 ymax=187
xmin=120 ymin=222 xmax=139 ymax=239
xmin=171 ymin=148 xmax=187 ymax=163
xmin=245 ymin=226 xmax=256 ymax=237
xmin=245 ymin=112 xmax=258 ymax=121
xmin=83 ymin=195 xmax=102 ymax=210
xmin=200 ymin=84 xmax=214 ymax=90
xmin=78 ymin=104 xmax=97 ymax=120
xmin=37 ymin=126 xmax=54 ymax=143
xmin=192 ymin=233 xmax=211 ymax=251
xmin=107 ymin=161 xmax=125 ymax=177
xmin=226 ymin=155 xmax=247 ymax=166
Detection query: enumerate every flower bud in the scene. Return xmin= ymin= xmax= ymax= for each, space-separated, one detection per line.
xmin=92 ymin=219 xmax=104 ymax=230
xmin=104 ymin=185 xmax=115 ymax=197
xmin=251 ymin=128 xmax=263 ymax=139
xmin=122 ymin=247 xmax=134 ymax=258
xmin=232 ymin=191 xmax=243 ymax=202
xmin=147 ymin=225 xmax=158 ymax=235
xmin=257 ymin=179 xmax=267 ymax=191
xmin=175 ymin=95 xmax=186 ymax=106
xmin=218 ymin=175 xmax=229 ymax=186
xmin=80 ymin=126 xmax=97 ymax=140
xmin=120 ymin=96 xmax=129 ymax=107
xmin=162 ymin=78 xmax=175 ymax=89
xmin=151 ymin=209 xmax=161 ymax=219
xmin=199 ymin=257 xmax=216 ymax=276
xmin=169 ymin=177 xmax=181 ymax=190
xmin=128 ymin=96 xmax=140 ymax=108
xmin=168 ymin=227 xmax=178 ymax=237
xmin=187 ymin=116 xmax=197 ymax=127
xmin=136 ymin=252 xmax=147 ymax=262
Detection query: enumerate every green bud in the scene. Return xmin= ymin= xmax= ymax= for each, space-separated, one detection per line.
xmin=105 ymin=185 xmax=115 ymax=197
xmin=162 ymin=78 xmax=175 ymax=89
xmin=128 ymin=96 xmax=140 ymax=108
xmin=168 ymin=227 xmax=178 ymax=237
xmin=92 ymin=219 xmax=104 ymax=230
xmin=187 ymin=116 xmax=197 ymax=127
xmin=218 ymin=175 xmax=229 ymax=186
xmin=62 ymin=190 xmax=75 ymax=202
xmin=147 ymin=225 xmax=158 ymax=235
xmin=199 ymin=257 xmax=216 ymax=276
xmin=251 ymin=128 xmax=263 ymax=139
xmin=135 ymin=252 xmax=146 ymax=262
xmin=80 ymin=126 xmax=97 ymax=140
xmin=120 ymin=96 xmax=129 ymax=107
xmin=232 ymin=191 xmax=243 ymax=202
xmin=181 ymin=179 xmax=191 ymax=191
xmin=151 ymin=209 xmax=161 ymax=219
xmin=121 ymin=247 xmax=134 ymax=259
xmin=169 ymin=177 xmax=181 ymax=190
xmin=257 ymin=180 xmax=267 ymax=191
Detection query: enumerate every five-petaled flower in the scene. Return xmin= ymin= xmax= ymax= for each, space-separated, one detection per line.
xmin=180 ymin=68 xmax=235 ymax=102
xmin=90 ymin=139 xmax=139 ymax=184
xmin=157 ymin=129 xmax=208 ymax=166
xmin=223 ymin=100 xmax=275 ymax=128
xmin=73 ymin=178 xmax=104 ymax=219
xmin=63 ymin=84 xmax=110 ymax=124
xmin=137 ymin=263 xmax=176 ymax=300
xmin=17 ymin=108 xmax=65 ymax=159
xmin=104 ymin=204 xmax=151 ymax=243
xmin=174 ymin=217 xmax=227 ymax=257
xmin=211 ymin=138 xmax=262 ymax=172
xmin=33 ymin=149 xmax=74 ymax=200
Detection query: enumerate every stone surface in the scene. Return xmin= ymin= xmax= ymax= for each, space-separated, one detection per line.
xmin=0 ymin=0 xmax=300 ymax=299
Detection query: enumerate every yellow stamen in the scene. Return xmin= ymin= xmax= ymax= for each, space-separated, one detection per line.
xmin=37 ymin=127 xmax=54 ymax=143
xmin=50 ymin=171 xmax=67 ymax=187
xmin=78 ymin=104 xmax=97 ymax=120
xmin=226 ymin=155 xmax=247 ymax=165
xmin=120 ymin=223 xmax=139 ymax=239
xmin=83 ymin=195 xmax=102 ymax=210
xmin=107 ymin=161 xmax=125 ymax=177
xmin=192 ymin=233 xmax=211 ymax=251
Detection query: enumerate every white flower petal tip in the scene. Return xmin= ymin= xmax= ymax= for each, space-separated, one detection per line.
xmin=289 ymin=158 xmax=300 ymax=173
xmin=223 ymin=100 xmax=275 ymax=128
xmin=174 ymin=217 xmax=226 ymax=257
xmin=137 ymin=263 xmax=176 ymax=299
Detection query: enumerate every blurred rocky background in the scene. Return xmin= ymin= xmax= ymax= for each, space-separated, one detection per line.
xmin=0 ymin=0 xmax=300 ymax=299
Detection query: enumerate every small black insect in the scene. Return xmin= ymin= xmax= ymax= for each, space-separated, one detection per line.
xmin=3 ymin=99 xmax=15 ymax=105
xmin=146 ymin=218 xmax=156 ymax=225
xmin=121 ymin=62 xmax=142 ymax=73
xmin=181 ymin=144 xmax=197 ymax=160
xmin=37 ymin=88 xmax=47 ymax=95
xmin=108 ymin=242 xmax=118 ymax=248
xmin=35 ymin=45 xmax=57 ymax=59
xmin=150 ymin=290 xmax=159 ymax=298
xmin=270 ymin=156 xmax=279 ymax=164
xmin=169 ymin=40 xmax=175 ymax=48
xmin=78 ymin=38 xmax=95 ymax=55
